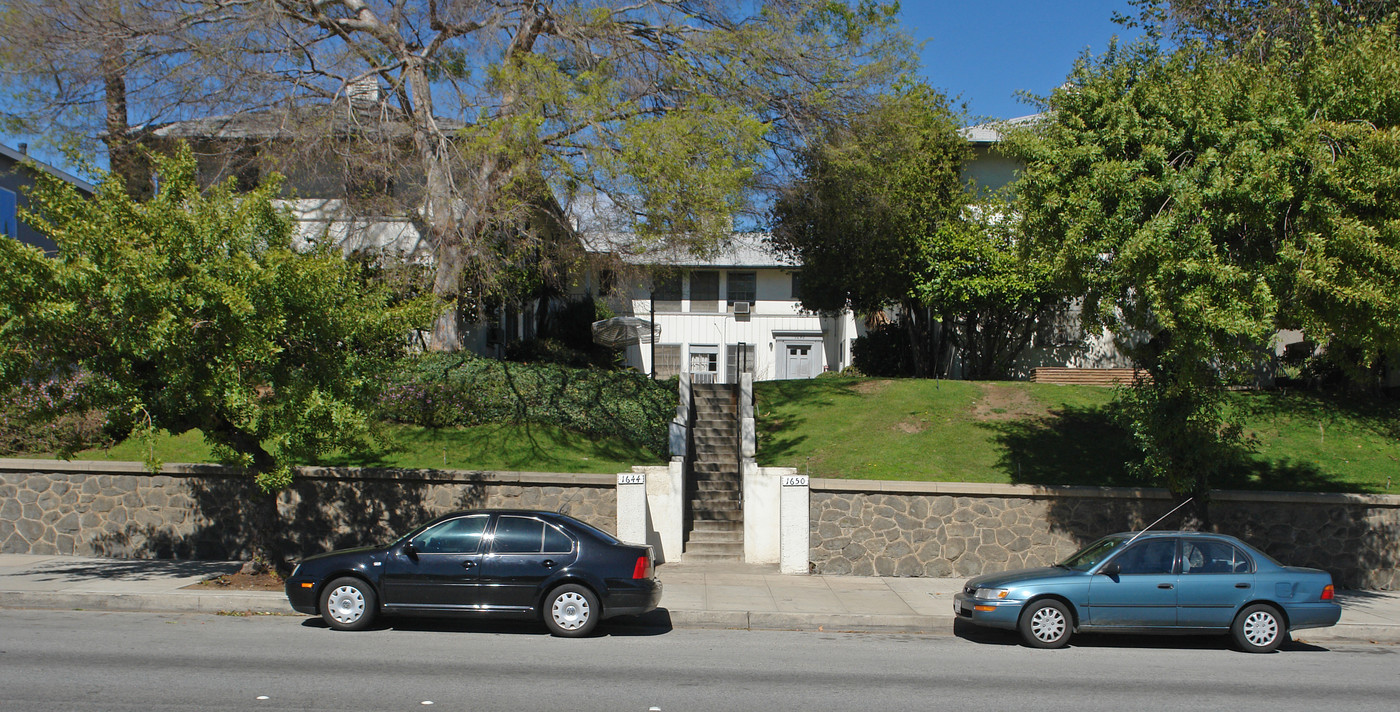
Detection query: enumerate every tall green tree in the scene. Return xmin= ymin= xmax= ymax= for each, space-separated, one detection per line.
xmin=770 ymin=82 xmax=967 ymax=376
xmin=1116 ymin=0 xmax=1400 ymax=55
xmin=0 ymin=146 xmax=438 ymax=570
xmin=1008 ymin=26 xmax=1400 ymax=512
xmin=178 ymin=0 xmax=917 ymax=350
xmin=771 ymin=82 xmax=1054 ymax=378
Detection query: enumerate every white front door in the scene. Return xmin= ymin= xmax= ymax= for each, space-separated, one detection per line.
xmin=785 ymin=343 xmax=814 ymax=379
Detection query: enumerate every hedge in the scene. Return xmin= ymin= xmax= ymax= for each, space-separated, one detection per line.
xmin=378 ymin=353 xmax=675 ymax=458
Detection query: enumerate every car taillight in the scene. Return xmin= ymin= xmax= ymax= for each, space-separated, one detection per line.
xmin=632 ymin=554 xmax=653 ymax=579
xmin=1321 ymin=584 xmax=1334 ymax=601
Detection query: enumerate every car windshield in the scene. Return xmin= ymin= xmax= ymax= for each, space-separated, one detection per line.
xmin=1058 ymin=535 xmax=1128 ymax=571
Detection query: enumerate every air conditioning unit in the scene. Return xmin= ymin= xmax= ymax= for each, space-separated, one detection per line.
xmin=733 ymin=301 xmax=751 ymax=315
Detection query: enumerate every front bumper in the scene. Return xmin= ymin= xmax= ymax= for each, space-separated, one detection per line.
xmin=284 ymin=576 xmax=320 ymax=615
xmin=952 ymin=592 xmax=1024 ymax=631
xmin=602 ymin=578 xmax=663 ymax=618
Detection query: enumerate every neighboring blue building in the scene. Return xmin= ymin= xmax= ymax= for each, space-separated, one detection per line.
xmin=0 ymin=143 xmax=97 ymax=254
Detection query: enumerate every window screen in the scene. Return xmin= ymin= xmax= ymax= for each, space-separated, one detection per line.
xmin=727 ymin=271 xmax=756 ymax=306
xmin=689 ymin=271 xmax=719 ymax=313
xmin=652 ymin=275 xmax=681 ymax=312
xmin=654 ymin=344 xmax=682 ymax=378
xmin=726 ymin=343 xmax=755 ymax=384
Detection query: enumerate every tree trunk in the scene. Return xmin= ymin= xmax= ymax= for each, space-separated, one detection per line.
xmin=100 ymin=37 xmax=150 ymax=201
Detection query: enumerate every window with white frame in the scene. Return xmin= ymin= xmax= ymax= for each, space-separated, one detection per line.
xmin=725 ymin=343 xmax=755 ymax=384
xmin=689 ymin=270 xmax=720 ymax=313
xmin=653 ymin=344 xmax=682 ymax=378
xmin=727 ymin=271 xmax=756 ymax=307
xmin=652 ymin=274 xmax=681 ymax=312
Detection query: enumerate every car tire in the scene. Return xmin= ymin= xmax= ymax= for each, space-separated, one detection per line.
xmin=543 ymin=583 xmax=599 ymax=638
xmin=1232 ymin=603 xmax=1286 ymax=653
xmin=1019 ymin=599 xmax=1072 ymax=649
xmin=320 ymin=577 xmax=377 ymax=632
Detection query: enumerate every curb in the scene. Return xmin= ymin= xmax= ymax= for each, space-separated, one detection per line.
xmin=3 ymin=592 xmax=1397 ymax=644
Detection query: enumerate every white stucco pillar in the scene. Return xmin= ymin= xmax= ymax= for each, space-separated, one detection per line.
xmin=616 ymin=470 xmax=648 ymax=547
xmin=615 ymin=464 xmax=685 ymax=564
xmin=743 ymin=462 xmax=779 ymax=564
xmin=780 ymin=470 xmax=810 ymax=575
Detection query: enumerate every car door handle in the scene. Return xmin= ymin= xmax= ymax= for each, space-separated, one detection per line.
xmin=1235 ymin=582 xmax=1250 ymax=589
xmin=1158 ymin=583 xmax=1174 ymax=589
xmin=542 ymin=559 xmax=556 ymax=569
xmin=461 ymin=560 xmax=476 ymax=569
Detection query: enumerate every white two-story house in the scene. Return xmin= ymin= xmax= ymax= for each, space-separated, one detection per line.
xmin=581 ymin=234 xmax=861 ymax=383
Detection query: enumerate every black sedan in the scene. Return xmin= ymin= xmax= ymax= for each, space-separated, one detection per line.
xmin=285 ymin=509 xmax=661 ymax=637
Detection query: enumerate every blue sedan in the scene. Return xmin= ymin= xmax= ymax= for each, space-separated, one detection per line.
xmin=953 ymin=531 xmax=1341 ymax=652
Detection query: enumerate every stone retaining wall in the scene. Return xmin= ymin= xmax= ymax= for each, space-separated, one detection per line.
xmin=0 ymin=459 xmax=616 ymax=560
xmin=809 ymin=481 xmax=1400 ymax=590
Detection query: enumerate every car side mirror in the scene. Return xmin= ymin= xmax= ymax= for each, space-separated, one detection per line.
xmin=403 ymin=541 xmax=419 ymax=560
xmin=1101 ymin=562 xmax=1120 ymax=577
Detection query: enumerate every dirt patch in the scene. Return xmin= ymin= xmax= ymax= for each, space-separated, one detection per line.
xmin=894 ymin=417 xmax=927 ymax=434
xmin=972 ymin=383 xmax=1048 ymax=421
xmin=852 ymin=379 xmax=893 ymax=395
xmin=184 ymin=571 xmax=285 ymax=592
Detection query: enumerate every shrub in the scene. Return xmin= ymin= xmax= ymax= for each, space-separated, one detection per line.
xmin=378 ymin=353 xmax=674 ymax=457
xmin=0 ymin=375 xmax=114 ymax=455
xmin=852 ymin=325 xmax=915 ymax=377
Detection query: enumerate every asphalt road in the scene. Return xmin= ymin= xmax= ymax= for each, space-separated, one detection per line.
xmin=0 ymin=609 xmax=1396 ymax=711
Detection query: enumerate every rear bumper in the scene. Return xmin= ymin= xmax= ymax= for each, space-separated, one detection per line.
xmin=602 ymin=578 xmax=663 ymax=618
xmin=1284 ymin=601 xmax=1343 ymax=631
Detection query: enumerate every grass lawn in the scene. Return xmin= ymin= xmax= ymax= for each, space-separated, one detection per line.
xmin=756 ymin=377 xmax=1400 ymax=495
xmin=17 ymin=422 xmax=661 ymax=475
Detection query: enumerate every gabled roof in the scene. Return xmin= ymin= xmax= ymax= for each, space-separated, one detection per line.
xmin=0 ymin=143 xmax=97 ymax=194
xmin=583 ymin=232 xmax=796 ymax=269
xmin=148 ymin=104 xmax=464 ymax=142
xmin=959 ymin=113 xmax=1045 ymax=144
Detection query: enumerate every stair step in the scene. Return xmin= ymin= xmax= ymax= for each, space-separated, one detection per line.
xmin=684 ymin=542 xmax=745 ymax=555
xmin=691 ymin=491 xmax=739 ymax=505
xmin=692 ymin=500 xmax=742 ymax=513
xmin=691 ymin=519 xmax=744 ymax=533
xmin=694 ymin=480 xmax=740 ymax=491
xmin=684 ymin=529 xmax=744 ymax=544
xmin=691 ymin=509 xmax=744 ymax=521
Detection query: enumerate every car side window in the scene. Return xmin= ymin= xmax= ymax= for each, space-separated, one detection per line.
xmin=491 ymin=516 xmax=573 ymax=554
xmin=412 ymin=515 xmax=490 ymax=554
xmin=1110 ymin=539 xmax=1177 ymax=575
xmin=1182 ymin=540 xmax=1252 ymax=574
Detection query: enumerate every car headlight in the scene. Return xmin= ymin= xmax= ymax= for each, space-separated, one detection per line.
xmin=975 ymin=588 xmax=1010 ymax=601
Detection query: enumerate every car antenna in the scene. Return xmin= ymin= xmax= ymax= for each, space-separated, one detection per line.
xmin=1123 ymin=497 xmax=1194 ymax=548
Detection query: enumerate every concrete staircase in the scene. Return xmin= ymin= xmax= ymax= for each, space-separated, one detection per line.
xmin=684 ymin=383 xmax=744 ymax=561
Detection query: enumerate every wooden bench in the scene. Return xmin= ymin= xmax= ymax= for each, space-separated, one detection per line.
xmin=1029 ymin=367 xmax=1150 ymax=386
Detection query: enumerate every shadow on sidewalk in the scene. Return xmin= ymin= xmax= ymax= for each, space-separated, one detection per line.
xmin=22 ymin=559 xmax=238 ymax=582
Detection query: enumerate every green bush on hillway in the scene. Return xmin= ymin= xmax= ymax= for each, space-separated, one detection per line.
xmin=378 ymin=353 xmax=675 ymax=458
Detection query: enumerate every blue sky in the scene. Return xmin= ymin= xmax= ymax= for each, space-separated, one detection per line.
xmin=7 ymin=2 xmax=1142 ymax=174
xmin=902 ymin=1 xmax=1142 ymax=122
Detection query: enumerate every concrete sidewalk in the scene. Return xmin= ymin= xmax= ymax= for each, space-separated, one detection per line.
xmin=1 ymin=554 xmax=1397 ymax=644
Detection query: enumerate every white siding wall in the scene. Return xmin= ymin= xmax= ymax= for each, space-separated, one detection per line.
xmin=618 ymin=267 xmax=853 ymax=382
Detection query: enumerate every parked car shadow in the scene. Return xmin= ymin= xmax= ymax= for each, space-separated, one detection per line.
xmin=297 ymin=608 xmax=674 ymax=638
xmin=952 ymin=619 xmax=1331 ymax=653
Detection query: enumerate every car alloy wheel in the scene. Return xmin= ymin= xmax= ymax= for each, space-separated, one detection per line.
xmin=543 ymin=584 xmax=599 ymax=637
xmin=1019 ymin=599 xmax=1072 ymax=649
